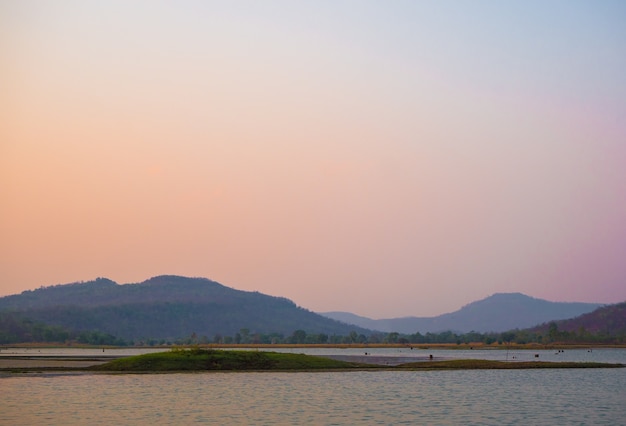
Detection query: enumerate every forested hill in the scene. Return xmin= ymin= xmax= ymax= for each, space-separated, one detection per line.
xmin=0 ymin=276 xmax=370 ymax=341
xmin=0 ymin=276 xmax=256 ymax=309
xmin=531 ymin=302 xmax=626 ymax=336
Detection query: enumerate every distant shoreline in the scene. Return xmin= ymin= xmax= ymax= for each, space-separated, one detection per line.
xmin=3 ymin=342 xmax=626 ymax=350
xmin=1 ymin=348 xmax=624 ymax=374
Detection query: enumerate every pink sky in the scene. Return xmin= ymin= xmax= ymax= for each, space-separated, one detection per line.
xmin=2 ymin=1 xmax=626 ymax=318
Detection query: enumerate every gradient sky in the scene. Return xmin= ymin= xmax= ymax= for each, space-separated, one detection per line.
xmin=2 ymin=1 xmax=626 ymax=318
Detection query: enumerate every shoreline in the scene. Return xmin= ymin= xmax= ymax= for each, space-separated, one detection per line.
xmin=1 ymin=353 xmax=623 ymax=374
xmin=3 ymin=342 xmax=626 ymax=351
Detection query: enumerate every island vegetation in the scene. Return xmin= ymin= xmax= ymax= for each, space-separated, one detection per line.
xmin=91 ymin=348 xmax=367 ymax=372
xmin=88 ymin=349 xmax=624 ymax=372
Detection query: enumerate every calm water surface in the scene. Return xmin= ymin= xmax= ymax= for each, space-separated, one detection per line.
xmin=3 ymin=369 xmax=625 ymax=425
xmin=2 ymin=348 xmax=625 ymax=425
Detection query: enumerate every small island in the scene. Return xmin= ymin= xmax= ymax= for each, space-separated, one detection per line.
xmin=86 ymin=349 xmax=624 ymax=373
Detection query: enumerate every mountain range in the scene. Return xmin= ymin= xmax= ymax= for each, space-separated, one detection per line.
xmin=0 ymin=275 xmax=370 ymax=341
xmin=0 ymin=276 xmax=612 ymax=341
xmin=320 ymin=293 xmax=602 ymax=334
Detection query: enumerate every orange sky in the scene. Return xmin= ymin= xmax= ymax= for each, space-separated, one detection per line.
xmin=2 ymin=1 xmax=626 ymax=317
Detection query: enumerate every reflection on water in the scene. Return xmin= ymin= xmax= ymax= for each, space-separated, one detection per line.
xmin=3 ymin=368 xmax=625 ymax=425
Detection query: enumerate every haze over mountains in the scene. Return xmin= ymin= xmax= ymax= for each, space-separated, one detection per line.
xmin=321 ymin=293 xmax=602 ymax=334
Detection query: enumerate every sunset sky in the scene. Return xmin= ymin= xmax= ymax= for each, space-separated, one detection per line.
xmin=2 ymin=1 xmax=626 ymax=318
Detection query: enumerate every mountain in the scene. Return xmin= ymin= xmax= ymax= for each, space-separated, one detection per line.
xmin=320 ymin=293 xmax=603 ymax=334
xmin=530 ymin=302 xmax=626 ymax=336
xmin=0 ymin=275 xmax=370 ymax=341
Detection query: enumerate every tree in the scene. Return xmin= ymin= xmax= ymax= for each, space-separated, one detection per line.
xmin=291 ymin=329 xmax=307 ymax=344
xmin=548 ymin=322 xmax=558 ymax=342
xmin=385 ymin=332 xmax=399 ymax=343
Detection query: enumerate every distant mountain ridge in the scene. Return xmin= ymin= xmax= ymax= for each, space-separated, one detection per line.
xmin=320 ymin=293 xmax=603 ymax=334
xmin=0 ymin=275 xmax=370 ymax=340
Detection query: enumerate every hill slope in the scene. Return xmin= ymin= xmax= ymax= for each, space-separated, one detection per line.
xmin=531 ymin=302 xmax=626 ymax=336
xmin=321 ymin=293 xmax=602 ymax=333
xmin=0 ymin=276 xmax=370 ymax=340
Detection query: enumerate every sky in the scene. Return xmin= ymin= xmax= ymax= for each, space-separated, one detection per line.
xmin=2 ymin=1 xmax=626 ymax=318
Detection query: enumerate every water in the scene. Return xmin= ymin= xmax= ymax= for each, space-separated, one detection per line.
xmin=3 ymin=369 xmax=625 ymax=425
xmin=0 ymin=347 xmax=166 ymax=357
xmin=242 ymin=346 xmax=626 ymax=364
xmin=2 ymin=348 xmax=625 ymax=425
xmin=2 ymin=346 xmax=623 ymax=364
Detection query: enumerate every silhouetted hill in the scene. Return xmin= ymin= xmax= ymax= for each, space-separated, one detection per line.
xmin=0 ymin=276 xmax=370 ymax=341
xmin=530 ymin=302 xmax=626 ymax=336
xmin=321 ymin=293 xmax=602 ymax=333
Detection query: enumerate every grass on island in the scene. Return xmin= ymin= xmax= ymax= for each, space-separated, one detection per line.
xmin=89 ymin=348 xmax=624 ymax=372
xmin=90 ymin=348 xmax=369 ymax=372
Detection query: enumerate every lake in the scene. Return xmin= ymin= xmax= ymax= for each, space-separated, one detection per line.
xmin=2 ymin=348 xmax=625 ymax=425
xmin=2 ymin=345 xmax=624 ymax=363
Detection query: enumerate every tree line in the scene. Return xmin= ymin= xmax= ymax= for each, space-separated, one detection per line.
xmin=1 ymin=312 xmax=623 ymax=346
xmin=0 ymin=312 xmax=126 ymax=346
xmin=172 ymin=323 xmax=623 ymax=346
